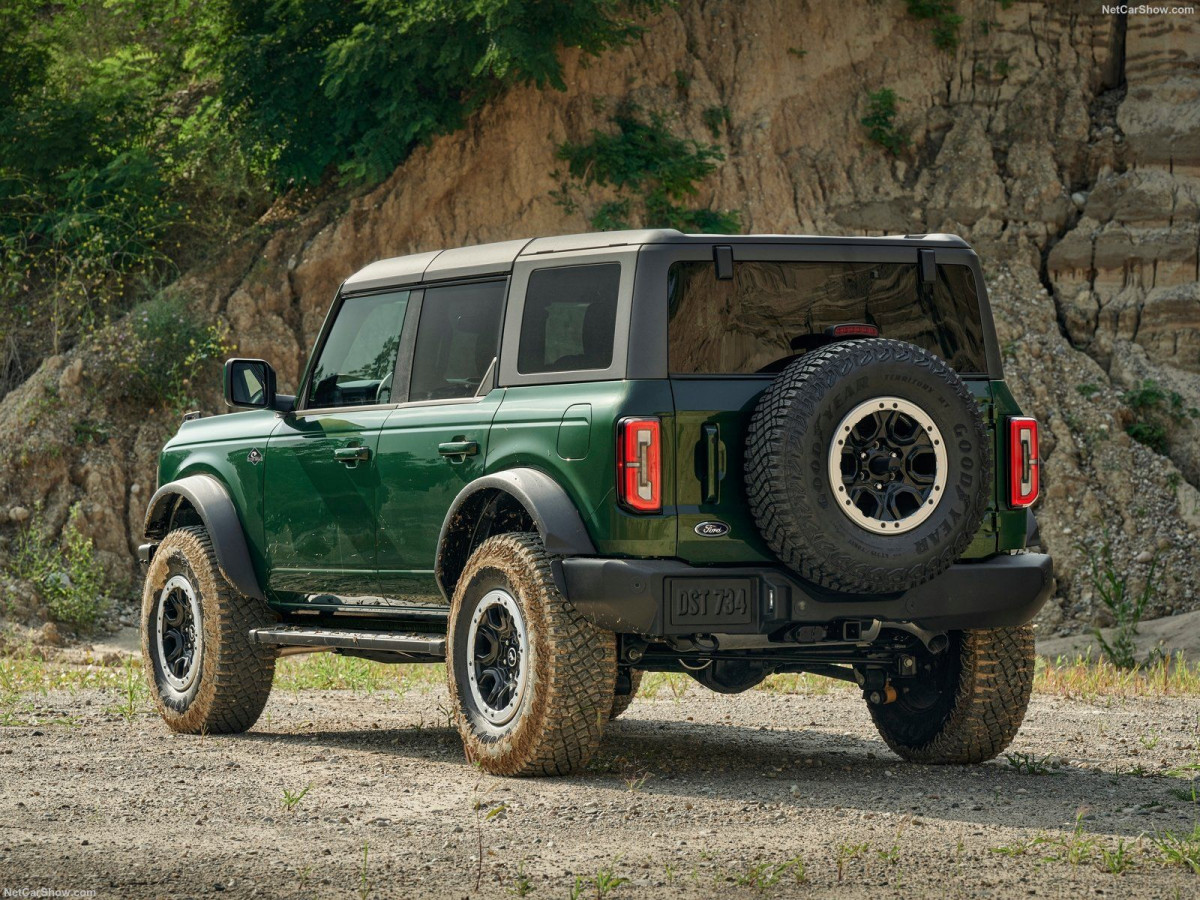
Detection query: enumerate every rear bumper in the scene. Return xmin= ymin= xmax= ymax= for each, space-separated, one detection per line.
xmin=559 ymin=552 xmax=1054 ymax=636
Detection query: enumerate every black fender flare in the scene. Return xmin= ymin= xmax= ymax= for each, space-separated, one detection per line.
xmin=435 ymin=468 xmax=596 ymax=599
xmin=143 ymin=474 xmax=265 ymax=601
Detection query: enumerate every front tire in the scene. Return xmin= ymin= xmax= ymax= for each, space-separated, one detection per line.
xmin=447 ymin=533 xmax=616 ymax=776
xmin=869 ymin=626 xmax=1034 ymax=764
xmin=141 ymin=526 xmax=275 ymax=734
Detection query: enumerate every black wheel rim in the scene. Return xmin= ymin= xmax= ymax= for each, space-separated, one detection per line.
xmin=156 ymin=574 xmax=202 ymax=691
xmin=830 ymin=396 xmax=948 ymax=534
xmin=466 ymin=589 xmax=528 ymax=726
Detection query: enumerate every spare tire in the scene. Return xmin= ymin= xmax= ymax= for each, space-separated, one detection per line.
xmin=746 ymin=338 xmax=990 ymax=594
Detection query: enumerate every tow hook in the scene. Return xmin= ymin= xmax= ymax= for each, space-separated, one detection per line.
xmin=866 ymin=683 xmax=898 ymax=706
xmin=859 ymin=667 xmax=897 ymax=706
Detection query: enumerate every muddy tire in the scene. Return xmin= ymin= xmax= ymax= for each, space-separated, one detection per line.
xmin=609 ymin=669 xmax=643 ymax=721
xmin=447 ymin=532 xmax=616 ymax=776
xmin=746 ymin=338 xmax=990 ymax=593
xmin=141 ymin=526 xmax=275 ymax=734
xmin=869 ymin=626 xmax=1034 ymax=764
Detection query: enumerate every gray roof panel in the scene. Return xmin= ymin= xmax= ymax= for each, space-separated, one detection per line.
xmin=422 ymin=238 xmax=532 ymax=281
xmin=342 ymin=250 xmax=442 ymax=292
xmin=342 ymin=230 xmax=974 ymax=292
xmin=520 ymin=229 xmax=683 ymax=255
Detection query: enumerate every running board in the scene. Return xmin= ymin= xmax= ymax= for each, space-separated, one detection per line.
xmin=249 ymin=625 xmax=446 ymax=658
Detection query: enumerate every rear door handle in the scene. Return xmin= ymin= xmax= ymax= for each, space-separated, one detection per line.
xmin=438 ymin=440 xmax=479 ymax=459
xmin=334 ymin=446 xmax=371 ymax=465
xmin=700 ymin=423 xmax=725 ymax=504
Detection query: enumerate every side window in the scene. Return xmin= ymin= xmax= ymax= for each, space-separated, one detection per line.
xmin=409 ymin=280 xmax=505 ymax=402
xmin=517 ymin=263 xmax=620 ymax=374
xmin=307 ymin=290 xmax=410 ymax=408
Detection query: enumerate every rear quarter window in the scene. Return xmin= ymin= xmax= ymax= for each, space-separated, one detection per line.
xmin=667 ymin=260 xmax=987 ymax=375
xmin=518 ymin=263 xmax=620 ymax=374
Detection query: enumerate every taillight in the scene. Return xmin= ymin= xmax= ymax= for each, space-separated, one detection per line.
xmin=618 ymin=417 xmax=662 ymax=513
xmin=1008 ymin=416 xmax=1039 ymax=507
xmin=824 ymin=323 xmax=880 ymax=338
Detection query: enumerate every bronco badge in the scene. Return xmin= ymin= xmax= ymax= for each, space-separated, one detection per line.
xmin=694 ymin=520 xmax=730 ymax=537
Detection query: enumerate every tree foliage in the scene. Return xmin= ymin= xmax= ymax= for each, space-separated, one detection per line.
xmin=211 ymin=0 xmax=666 ymax=185
xmin=555 ymin=106 xmax=741 ymax=233
xmin=0 ymin=0 xmax=664 ymax=391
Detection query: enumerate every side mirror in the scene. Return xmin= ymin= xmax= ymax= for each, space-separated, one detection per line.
xmin=223 ymin=358 xmax=295 ymax=413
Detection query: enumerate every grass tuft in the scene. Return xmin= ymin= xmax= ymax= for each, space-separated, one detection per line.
xmin=1034 ymin=651 xmax=1200 ymax=698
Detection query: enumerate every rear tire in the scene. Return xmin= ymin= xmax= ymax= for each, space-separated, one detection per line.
xmin=609 ymin=669 xmax=643 ymax=721
xmin=141 ymin=526 xmax=275 ymax=734
xmin=447 ymin=533 xmax=616 ymax=776
xmin=869 ymin=626 xmax=1034 ymax=764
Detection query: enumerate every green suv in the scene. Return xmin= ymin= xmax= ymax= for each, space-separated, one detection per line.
xmin=139 ymin=229 xmax=1051 ymax=776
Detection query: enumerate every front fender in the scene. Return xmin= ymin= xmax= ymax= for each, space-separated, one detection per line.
xmin=143 ymin=474 xmax=265 ymax=601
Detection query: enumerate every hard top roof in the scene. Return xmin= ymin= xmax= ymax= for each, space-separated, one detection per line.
xmin=341 ymin=229 xmax=972 ymax=292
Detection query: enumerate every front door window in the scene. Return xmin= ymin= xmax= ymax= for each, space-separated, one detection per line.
xmin=307 ymin=290 xmax=411 ymax=408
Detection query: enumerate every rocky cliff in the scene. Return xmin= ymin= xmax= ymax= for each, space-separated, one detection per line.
xmin=1 ymin=0 xmax=1198 ymax=638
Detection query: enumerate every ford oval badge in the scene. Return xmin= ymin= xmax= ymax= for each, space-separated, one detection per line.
xmin=694 ymin=520 xmax=730 ymax=538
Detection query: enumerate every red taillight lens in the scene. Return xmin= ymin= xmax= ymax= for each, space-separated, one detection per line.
xmin=825 ymin=323 xmax=880 ymax=338
xmin=618 ymin=417 xmax=662 ymax=513
xmin=1008 ymin=416 xmax=1039 ymax=507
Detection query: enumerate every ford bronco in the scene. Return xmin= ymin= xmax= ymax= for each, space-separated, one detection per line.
xmin=139 ymin=229 xmax=1052 ymax=776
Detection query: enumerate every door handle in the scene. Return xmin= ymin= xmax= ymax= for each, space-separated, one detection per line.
xmin=438 ymin=440 xmax=479 ymax=459
xmin=700 ymin=423 xmax=725 ymax=504
xmin=334 ymin=446 xmax=371 ymax=465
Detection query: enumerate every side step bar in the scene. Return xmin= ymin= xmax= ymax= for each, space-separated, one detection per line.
xmin=249 ymin=625 xmax=446 ymax=659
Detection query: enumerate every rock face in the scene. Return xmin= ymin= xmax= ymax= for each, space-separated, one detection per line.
xmin=0 ymin=1 xmax=1197 ymax=635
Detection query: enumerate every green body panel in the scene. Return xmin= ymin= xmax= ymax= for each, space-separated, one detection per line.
xmin=263 ymin=408 xmax=392 ymax=596
xmin=669 ymin=377 xmax=776 ymax=564
xmin=667 ymin=376 xmax=1027 ymax=565
xmin=373 ymin=390 xmax=505 ymax=599
xmin=989 ymin=379 xmax=1029 ymax=552
xmin=487 ymin=380 xmax=676 ymax=559
xmin=157 ymin=408 xmax=280 ymax=588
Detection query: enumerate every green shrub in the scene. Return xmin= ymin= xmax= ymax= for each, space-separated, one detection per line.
xmin=905 ymin=0 xmax=964 ymax=51
xmin=860 ymin=89 xmax=910 ymax=156
xmin=555 ymin=105 xmax=741 ymax=233
xmin=1080 ymin=531 xmax=1157 ymax=670
xmin=93 ymin=295 xmax=229 ymax=412
xmin=1122 ymin=379 xmax=1198 ymax=455
xmin=9 ymin=504 xmax=108 ymax=633
xmin=701 ymin=105 xmax=731 ymax=139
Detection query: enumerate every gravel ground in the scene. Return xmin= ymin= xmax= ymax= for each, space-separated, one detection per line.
xmin=1 ymin=681 xmax=1198 ymax=899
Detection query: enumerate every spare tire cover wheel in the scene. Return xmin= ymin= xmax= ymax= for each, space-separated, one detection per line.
xmin=745 ymin=338 xmax=991 ymax=594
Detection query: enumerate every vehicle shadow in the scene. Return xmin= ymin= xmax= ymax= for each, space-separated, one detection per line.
xmin=236 ymin=709 xmax=1187 ymax=839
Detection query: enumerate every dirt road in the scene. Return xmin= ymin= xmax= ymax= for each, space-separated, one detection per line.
xmin=1 ymin=676 xmax=1198 ymax=898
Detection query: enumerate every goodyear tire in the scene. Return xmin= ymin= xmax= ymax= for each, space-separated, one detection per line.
xmin=609 ymin=669 xmax=643 ymax=721
xmin=141 ymin=526 xmax=275 ymax=734
xmin=746 ymin=338 xmax=990 ymax=593
xmin=870 ymin=626 xmax=1034 ymax=764
xmin=447 ymin=533 xmax=617 ymax=776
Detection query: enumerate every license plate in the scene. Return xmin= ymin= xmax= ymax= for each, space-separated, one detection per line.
xmin=667 ymin=578 xmax=755 ymax=628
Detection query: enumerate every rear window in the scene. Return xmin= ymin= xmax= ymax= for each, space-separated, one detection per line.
xmin=668 ymin=261 xmax=987 ymax=374
xmin=518 ymin=263 xmax=620 ymax=374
